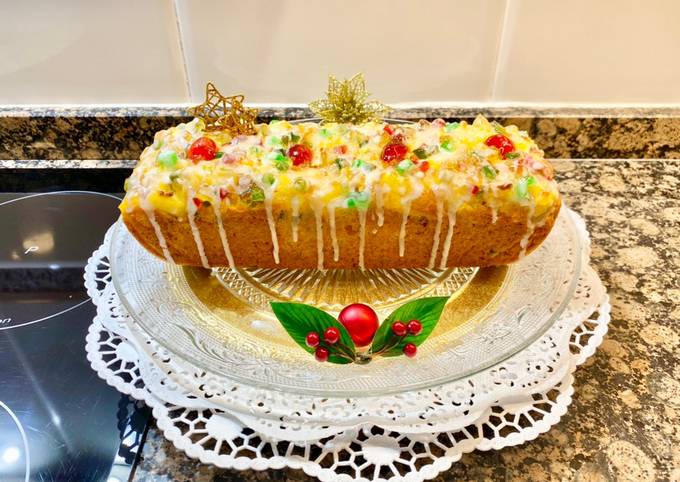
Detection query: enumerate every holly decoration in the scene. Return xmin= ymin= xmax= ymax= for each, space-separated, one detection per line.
xmin=270 ymin=297 xmax=448 ymax=365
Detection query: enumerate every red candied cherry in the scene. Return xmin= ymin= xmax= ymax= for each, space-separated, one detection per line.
xmin=188 ymin=137 xmax=217 ymax=162
xmin=323 ymin=326 xmax=340 ymax=345
xmin=403 ymin=343 xmax=417 ymax=358
xmin=381 ymin=143 xmax=409 ymax=164
xmin=471 ymin=185 xmax=480 ymax=195
xmin=315 ymin=347 xmax=330 ymax=362
xmin=407 ymin=319 xmax=422 ymax=335
xmin=288 ymin=144 xmax=313 ymax=166
xmin=338 ymin=303 xmax=379 ymax=347
xmin=306 ymin=331 xmax=320 ymax=348
xmin=484 ymin=134 xmax=515 ymax=159
xmin=391 ymin=321 xmax=407 ymax=337
xmin=419 ymin=161 xmax=430 ymax=173
xmin=219 ymin=187 xmax=229 ymax=200
xmin=383 ymin=124 xmax=395 ymax=136
xmin=192 ymin=197 xmax=202 ymax=208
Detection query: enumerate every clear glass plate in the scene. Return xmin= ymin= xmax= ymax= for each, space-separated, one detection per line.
xmin=110 ymin=208 xmax=581 ymax=398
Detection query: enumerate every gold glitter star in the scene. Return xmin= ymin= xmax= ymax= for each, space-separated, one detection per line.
xmin=188 ymin=82 xmax=259 ymax=134
xmin=309 ymin=73 xmax=391 ymax=124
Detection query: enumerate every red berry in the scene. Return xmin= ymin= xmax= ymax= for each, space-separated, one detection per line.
xmin=336 ymin=144 xmax=348 ymax=155
xmin=306 ymin=331 xmax=320 ymax=348
xmin=288 ymin=144 xmax=313 ymax=166
xmin=219 ymin=187 xmax=228 ymax=200
xmin=323 ymin=326 xmax=340 ymax=344
xmin=419 ymin=161 xmax=430 ymax=173
xmin=484 ymin=134 xmax=515 ymax=159
xmin=392 ymin=321 xmax=407 ymax=337
xmin=471 ymin=185 xmax=480 ymax=195
xmin=192 ymin=197 xmax=202 ymax=208
xmin=188 ymin=137 xmax=217 ymax=162
xmin=383 ymin=124 xmax=395 ymax=136
xmin=403 ymin=343 xmax=417 ymax=358
xmin=407 ymin=319 xmax=422 ymax=335
xmin=381 ymin=143 xmax=409 ymax=164
xmin=338 ymin=303 xmax=379 ymax=347
xmin=315 ymin=347 xmax=330 ymax=362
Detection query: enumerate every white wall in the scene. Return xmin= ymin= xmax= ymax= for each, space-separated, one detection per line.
xmin=2 ymin=0 xmax=680 ymax=105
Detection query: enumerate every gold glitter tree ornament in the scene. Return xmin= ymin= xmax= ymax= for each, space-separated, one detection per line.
xmin=309 ymin=73 xmax=391 ymax=124
xmin=188 ymin=83 xmax=259 ymax=134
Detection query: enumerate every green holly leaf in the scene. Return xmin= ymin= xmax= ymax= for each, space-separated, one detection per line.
xmin=270 ymin=302 xmax=356 ymax=364
xmin=370 ymin=297 xmax=449 ymax=357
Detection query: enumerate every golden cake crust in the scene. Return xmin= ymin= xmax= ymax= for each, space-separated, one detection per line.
xmin=122 ymin=197 xmax=560 ymax=269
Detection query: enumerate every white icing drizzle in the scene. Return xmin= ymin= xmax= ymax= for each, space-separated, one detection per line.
xmin=186 ymin=187 xmax=210 ymax=269
xmin=428 ymin=197 xmax=444 ymax=269
xmin=518 ymin=202 xmax=536 ymax=258
xmin=140 ymin=194 xmax=174 ymax=263
xmin=375 ymin=183 xmax=385 ymax=227
xmin=328 ymin=203 xmax=340 ymax=262
xmin=211 ymin=189 xmax=235 ymax=270
xmin=312 ymin=201 xmax=324 ymax=270
xmin=264 ymin=195 xmax=280 ymax=264
xmin=439 ymin=203 xmax=458 ymax=269
xmin=291 ymin=197 xmax=300 ymax=243
xmin=358 ymin=209 xmax=367 ymax=270
xmin=398 ymin=201 xmax=411 ymax=257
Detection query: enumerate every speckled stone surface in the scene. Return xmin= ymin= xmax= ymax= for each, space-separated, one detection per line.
xmin=4 ymin=106 xmax=680 ymax=160
xmin=125 ymin=160 xmax=679 ymax=482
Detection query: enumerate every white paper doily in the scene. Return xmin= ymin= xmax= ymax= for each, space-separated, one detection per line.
xmin=85 ymin=212 xmax=609 ymax=482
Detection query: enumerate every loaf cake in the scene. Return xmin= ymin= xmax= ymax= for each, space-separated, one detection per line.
xmin=119 ymin=116 xmax=560 ymax=270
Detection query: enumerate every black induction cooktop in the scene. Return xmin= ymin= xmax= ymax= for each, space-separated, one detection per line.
xmin=0 ymin=191 xmax=150 ymax=482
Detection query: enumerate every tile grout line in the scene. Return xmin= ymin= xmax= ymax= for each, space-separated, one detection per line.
xmin=489 ymin=0 xmax=513 ymax=102
xmin=171 ymin=0 xmax=192 ymax=101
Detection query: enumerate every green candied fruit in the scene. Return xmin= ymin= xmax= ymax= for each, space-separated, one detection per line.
xmin=396 ymin=159 xmax=414 ymax=175
xmin=269 ymin=136 xmax=282 ymax=146
xmin=281 ymin=135 xmax=290 ymax=147
xmin=444 ymin=122 xmax=460 ymax=132
xmin=320 ymin=128 xmax=331 ymax=138
xmin=440 ymin=139 xmax=453 ymax=152
xmin=293 ymin=178 xmax=307 ymax=192
xmin=482 ymin=165 xmax=497 ymax=179
xmin=506 ymin=151 xmax=521 ymax=159
xmin=262 ymin=173 xmax=276 ymax=186
xmin=335 ymin=158 xmax=348 ymax=169
xmin=515 ymin=175 xmax=536 ymax=199
xmin=353 ymin=159 xmax=376 ymax=171
xmin=157 ymin=150 xmax=178 ymax=168
xmin=413 ymin=147 xmax=428 ymax=159
xmin=346 ymin=191 xmax=370 ymax=210
xmin=290 ymin=132 xmax=301 ymax=143
xmin=248 ymin=186 xmax=265 ymax=204
xmin=274 ymin=157 xmax=290 ymax=171
xmin=214 ymin=151 xmax=224 ymax=158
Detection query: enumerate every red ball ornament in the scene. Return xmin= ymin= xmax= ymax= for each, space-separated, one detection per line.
xmin=288 ymin=144 xmax=313 ymax=166
xmin=403 ymin=343 xmax=417 ymax=358
xmin=323 ymin=326 xmax=340 ymax=345
xmin=188 ymin=137 xmax=217 ymax=162
xmin=484 ymin=134 xmax=514 ymax=159
xmin=407 ymin=319 xmax=422 ymax=335
xmin=338 ymin=303 xmax=379 ymax=347
xmin=391 ymin=321 xmax=407 ymax=337
xmin=315 ymin=347 xmax=330 ymax=362
xmin=305 ymin=331 xmax=320 ymax=348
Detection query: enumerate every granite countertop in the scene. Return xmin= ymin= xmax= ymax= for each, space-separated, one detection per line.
xmin=125 ymin=159 xmax=680 ymax=482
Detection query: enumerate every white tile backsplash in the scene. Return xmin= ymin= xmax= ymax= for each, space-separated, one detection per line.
xmin=493 ymin=0 xmax=680 ymax=103
xmin=176 ymin=0 xmax=505 ymax=104
xmin=0 ymin=0 xmax=188 ymax=104
xmin=2 ymin=0 xmax=680 ymax=105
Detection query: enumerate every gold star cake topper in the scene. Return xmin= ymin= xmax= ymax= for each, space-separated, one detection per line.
xmin=189 ymin=82 xmax=259 ymax=134
xmin=309 ymin=73 xmax=391 ymax=124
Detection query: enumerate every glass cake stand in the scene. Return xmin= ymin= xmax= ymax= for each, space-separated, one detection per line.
xmin=110 ymin=208 xmax=582 ymax=397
